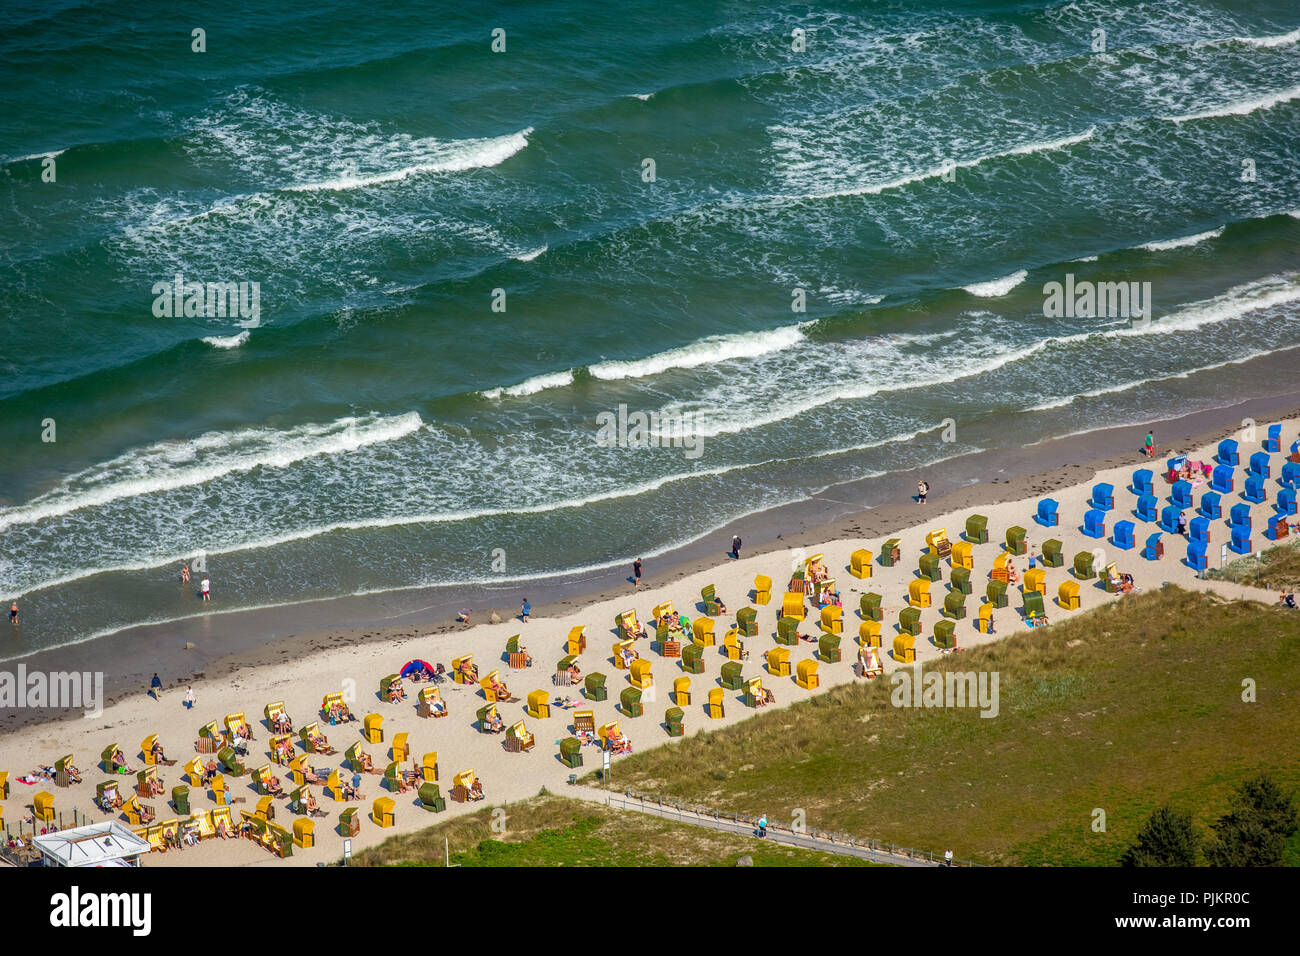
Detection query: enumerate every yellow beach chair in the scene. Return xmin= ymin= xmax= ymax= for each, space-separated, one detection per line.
xmin=451 ymin=769 xmax=480 ymax=803
xmin=673 ymin=676 xmax=691 ymax=706
xmin=372 ymin=796 xmax=395 ymax=828
xmin=795 ymin=659 xmax=819 ymax=690
xmin=566 ymin=626 xmax=587 ymax=655
xmin=893 ymin=634 xmax=916 ymax=663
xmin=1058 ymin=580 xmax=1080 ymax=610
xmin=858 ymin=620 xmax=881 ymax=647
xmin=782 ymin=591 xmax=804 ymax=621
xmin=766 ymin=646 xmax=791 ymax=677
xmin=630 ymin=658 xmax=654 ymax=689
xmin=391 ymin=732 xmax=409 ymax=763
xmin=753 ymin=574 xmax=772 ymax=605
xmin=526 ymin=689 xmax=550 ymax=719
xmin=612 ymin=638 xmax=636 ymax=669
xmin=422 ymin=752 xmax=439 ymax=783
xmin=692 ymin=617 xmax=715 ymax=646
xmin=706 ymin=688 xmax=725 ymax=719
xmin=908 ymin=578 xmax=931 ymax=608
xmin=951 ymin=540 xmax=973 ymax=570
xmin=452 ymin=654 xmax=475 ymax=684
xmin=849 ymin=548 xmax=872 ymax=579
xmin=363 ymin=713 xmax=384 ymax=743
xmin=819 ymin=605 xmax=843 ymax=634
xmin=293 ymin=818 xmax=315 ymax=848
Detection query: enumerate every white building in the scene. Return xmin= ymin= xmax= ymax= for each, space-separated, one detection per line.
xmin=32 ymin=821 xmax=151 ymax=867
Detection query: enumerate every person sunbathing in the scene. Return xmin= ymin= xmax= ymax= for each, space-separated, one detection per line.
xmin=489 ymin=676 xmax=510 ymax=699
xmin=63 ymin=763 xmax=83 ymax=784
xmin=139 ymin=804 xmax=155 ymax=824
xmin=110 ymin=749 xmax=132 ymax=774
xmin=273 ymin=713 xmax=292 ymax=734
xmin=216 ymin=819 xmax=231 ymax=839
xmin=358 ymin=753 xmax=375 ymax=773
xmin=150 ymin=741 xmax=167 ymax=763
xmin=469 ymin=779 xmax=485 ymax=801
xmin=566 ymin=662 xmax=582 ymax=682
xmin=308 ymin=730 xmax=331 ymax=751
xmin=487 ymin=712 xmax=505 ymax=733
xmin=148 ymin=777 xmax=165 ymax=797
xmin=619 ymin=647 xmax=635 ymax=668
xmin=555 ymin=695 xmax=580 ymax=709
xmin=431 ymin=663 xmax=447 ymax=682
xmin=713 ymin=595 xmax=728 ymax=615
xmin=304 ymin=792 xmax=323 ymax=815
xmin=265 ymin=772 xmax=283 ymax=793
xmin=459 ymin=660 xmax=479 ymax=683
xmin=429 ymin=696 xmax=448 ymax=716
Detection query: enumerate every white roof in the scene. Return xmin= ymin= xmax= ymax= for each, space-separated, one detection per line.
xmin=33 ymin=821 xmax=151 ymax=867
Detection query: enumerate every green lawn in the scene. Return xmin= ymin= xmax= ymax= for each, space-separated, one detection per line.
xmin=352 ymin=793 xmax=879 ymax=867
xmin=588 ymin=587 xmax=1300 ymax=866
xmin=1208 ymin=538 xmax=1300 ymax=593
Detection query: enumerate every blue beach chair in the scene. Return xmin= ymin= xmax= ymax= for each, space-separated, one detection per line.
xmin=1211 ymin=465 xmax=1234 ymax=495
xmin=1217 ymin=439 xmax=1239 ymax=466
xmin=1278 ymin=487 xmax=1297 ymax=516
xmin=1264 ymin=424 xmax=1281 ymax=453
xmin=1229 ymin=524 xmax=1251 ymax=555
xmin=1189 ymin=516 xmax=1209 ymax=545
xmin=1199 ymin=491 xmax=1221 ymax=520
xmin=1230 ymin=503 xmax=1251 ymax=530
xmin=1083 ymin=509 xmax=1105 ymax=539
xmin=1136 ymin=494 xmax=1158 ymax=522
xmin=1090 ymin=482 xmax=1114 ymax=511
xmin=1131 ymin=468 xmax=1154 ymax=497
xmin=1160 ymin=506 xmax=1181 ymax=535
xmin=1036 ymin=498 xmax=1059 ymax=528
xmin=1282 ymin=462 xmax=1300 ymax=487
xmin=1142 ymin=533 xmax=1164 ymax=561
xmin=1249 ymin=452 xmax=1270 ymax=480
xmin=1186 ymin=540 xmax=1207 ymax=572
xmin=1267 ymin=514 xmax=1289 ymax=540
xmin=1171 ymin=480 xmax=1192 ymax=509
xmin=1243 ymin=475 xmax=1267 ymax=504
xmin=1112 ymin=520 xmax=1135 ymax=550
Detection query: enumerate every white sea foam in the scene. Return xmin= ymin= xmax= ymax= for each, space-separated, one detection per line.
xmin=3 ymin=147 xmax=67 ymax=165
xmin=0 ymin=411 xmax=423 ymax=532
xmin=201 ymin=330 xmax=250 ymax=349
xmin=480 ymin=370 xmax=576 ymax=399
xmin=1234 ymin=29 xmax=1300 ymax=48
xmin=1136 ymin=227 xmax=1222 ymax=251
xmin=629 ymin=92 xmax=655 ymax=101
xmin=588 ymin=324 xmax=809 ymax=381
xmin=1164 ymin=84 xmax=1300 ymax=123
xmin=513 ymin=245 xmax=547 ymax=262
xmin=962 ymin=269 xmax=1029 ymax=298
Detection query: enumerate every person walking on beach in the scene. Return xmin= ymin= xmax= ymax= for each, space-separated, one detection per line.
xmin=1144 ymin=430 xmax=1155 ymax=459
xmin=200 ymin=576 xmax=211 ymax=601
xmin=8 ymin=601 xmax=17 ymax=625
xmin=150 ymin=673 xmax=163 ymax=701
xmin=757 ymin=813 xmax=767 ymax=839
xmin=633 ymin=558 xmax=642 ymax=590
xmin=520 ymin=598 xmax=531 ymax=623
xmin=917 ymin=479 xmax=929 ymax=504
xmin=731 ymin=535 xmax=742 ymax=560
xmin=181 ymin=562 xmax=190 ymax=585
xmin=184 ymin=686 xmax=195 ymax=710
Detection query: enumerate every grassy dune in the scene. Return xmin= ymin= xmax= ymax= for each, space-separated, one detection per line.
xmin=1208 ymin=539 xmax=1300 ymax=593
xmin=590 ymin=587 xmax=1300 ymax=865
xmin=352 ymin=793 xmax=876 ymax=867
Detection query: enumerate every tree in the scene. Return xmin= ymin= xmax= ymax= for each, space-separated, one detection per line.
xmin=1205 ymin=774 xmax=1297 ymax=867
xmin=1121 ymin=805 xmax=1200 ymax=867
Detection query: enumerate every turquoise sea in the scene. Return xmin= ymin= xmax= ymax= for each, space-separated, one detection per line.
xmin=2 ymin=0 xmax=1299 ymax=652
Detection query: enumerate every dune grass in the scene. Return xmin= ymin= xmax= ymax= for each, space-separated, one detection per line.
xmin=352 ymin=792 xmax=877 ymax=867
xmin=1207 ymin=538 xmax=1300 ymax=592
xmin=588 ymin=587 xmax=1300 ymax=865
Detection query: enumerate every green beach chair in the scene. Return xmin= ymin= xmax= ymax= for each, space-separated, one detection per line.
xmin=986 ymin=580 xmax=1008 ymax=608
xmin=418 ymin=783 xmax=447 ymax=812
xmin=620 ymin=687 xmax=643 ymax=718
xmin=736 ymin=606 xmax=758 ymax=637
xmin=860 ymin=592 xmax=883 ymax=622
xmin=1024 ymin=590 xmax=1046 ymax=617
xmin=776 ymin=616 xmax=800 ymax=646
xmin=1042 ymin=538 xmax=1064 ymax=568
xmin=943 ymin=590 xmax=966 ymax=619
xmin=899 ymin=607 xmax=922 ymax=636
xmin=701 ymin=585 xmax=722 ymax=616
xmin=584 ymin=672 xmax=608 ymax=702
xmin=1006 ymin=526 xmax=1027 ymax=556
xmin=720 ymin=661 xmax=744 ymax=691
xmin=950 ymin=566 xmax=972 ymax=594
xmin=817 ymin=633 xmax=841 ymax=663
xmin=880 ymin=538 xmax=901 ymax=567
xmin=217 ymin=746 xmax=244 ymax=776
xmin=966 ymin=514 xmax=989 ymax=544
xmin=559 ymin=737 xmax=583 ymax=768
xmin=681 ymin=643 xmax=705 ymax=673
xmin=919 ymin=552 xmax=943 ymax=581
xmin=934 ymin=620 xmax=957 ymax=650
xmin=171 ymin=785 xmax=189 ymax=815
xmin=1073 ymin=551 xmax=1096 ymax=579
xmin=665 ymin=707 xmax=684 ymax=737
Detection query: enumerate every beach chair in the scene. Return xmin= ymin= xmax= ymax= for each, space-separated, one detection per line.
xmin=1278 ymin=488 xmax=1298 ymax=516
xmin=819 ymin=605 xmax=843 ymax=635
xmin=1171 ymin=480 xmax=1193 ymax=509
xmin=217 ymin=746 xmax=244 ymax=776
xmin=992 ymin=551 xmax=1012 ymax=582
xmin=849 ymin=549 xmax=873 ymax=578
xmin=1229 ymin=524 xmax=1252 ymax=555
xmin=860 ymin=592 xmax=883 ymax=622
xmin=290 ymin=817 xmax=315 ymax=847
xmin=817 ymin=632 xmax=841 ymax=663
xmin=899 ymin=606 xmax=922 ymax=636
xmin=1142 ymin=533 xmax=1163 ymax=561
xmin=1264 ymin=424 xmax=1282 ymax=453
xmin=371 ymin=795 xmax=395 ymax=828
xmin=1023 ymin=567 xmax=1045 ymax=594
xmin=1073 ymin=551 xmax=1095 ymax=579
xmin=1243 ymin=474 xmax=1267 ymax=504
xmin=1005 ymin=526 xmax=1027 ymax=555
xmin=699 ymin=585 xmax=722 ymax=617
xmin=934 ymin=619 xmax=956 ymax=650
xmin=1230 ymin=503 xmax=1251 ymax=530
xmin=722 ymin=627 xmax=748 ymax=660
xmin=559 ymin=737 xmax=583 ymax=768
xmin=1091 ymin=483 xmax=1114 ymax=511
xmin=138 ymin=734 xmax=160 ymax=767
xmin=288 ymin=753 xmax=310 ymax=787
xmin=612 ymin=639 xmax=636 ymax=669
xmin=379 ymin=674 xmax=401 ymax=704
xmin=1035 ymin=498 xmax=1059 ymax=528
xmin=1189 ymin=516 xmax=1209 ymax=545
xmin=100 ymin=743 xmax=120 ymax=773
xmin=421 ymin=752 xmax=439 ymax=783
xmin=1211 ymin=464 xmax=1234 ymax=494
xmin=781 ymin=592 xmax=805 ymax=622
xmin=614 ymin=610 xmax=641 ymax=641
xmin=943 ymin=590 xmax=966 ymax=620
xmin=892 ymin=634 xmax=915 ymax=664
xmin=476 ymin=704 xmax=503 ymax=734
xmin=918 ymin=552 xmax=943 ymax=582
xmin=122 ymin=794 xmax=152 ymax=826
xmin=1283 ymin=462 xmax=1300 ymax=487
xmin=766 ymin=646 xmax=792 ymax=677
xmin=753 ymin=575 xmax=772 ymax=605
xmin=1132 ymin=468 xmax=1154 ymax=496
xmin=505 ymin=720 xmax=536 ymax=753
xmin=414 ymin=686 xmax=445 ymax=720
xmin=1186 ymin=540 xmax=1207 ymax=572
xmin=1267 ymin=514 xmax=1290 ymax=540
xmin=1102 ymin=563 xmax=1124 ymax=593
xmin=950 ymin=566 xmax=972 ymax=594
xmin=965 ymin=514 xmax=989 ymax=544
xmin=619 ymin=686 xmax=643 ymax=718
xmin=1058 ymin=581 xmax=1080 ymax=610
xmin=338 ymin=807 xmax=360 ymax=837
xmin=584 ymin=672 xmax=608 ymax=701
xmin=977 ymin=602 xmax=993 ymax=634
xmin=211 ymin=774 xmax=227 ymax=805
xmin=858 ymin=620 xmax=881 ymax=647
xmin=598 ymin=719 xmax=625 ymax=751
xmin=525 ymin=689 xmax=550 ymax=720
xmin=630 ymin=658 xmax=654 ymax=690
xmin=326 ymin=770 xmax=345 ymax=802
xmin=388 ymin=732 xmax=409 ymax=764
xmin=254 ymin=794 xmax=275 ymax=821
xmin=681 ymin=643 xmax=705 ymax=673
xmin=135 ymin=765 xmax=160 ymax=798
xmin=1082 ymin=510 xmax=1105 ymax=539
xmin=1160 ymin=506 xmax=1181 ymax=535
xmin=728 ymin=607 xmax=753 ymax=639
xmin=1136 ymin=494 xmax=1158 ymax=523
xmin=1041 ymin=539 xmax=1064 ymax=568
xmin=908 ymin=578 xmax=931 ymax=608
xmin=451 ymin=654 xmax=475 ymax=684
xmin=880 ymin=538 xmax=901 ymax=566
xmin=719 ymin=660 xmax=744 ymax=691
xmin=1200 ymin=491 xmax=1222 ymax=520
xmin=926 ymin=529 xmax=952 ymax=558
xmin=299 ymin=721 xmax=336 ymax=754
xmin=480 ymin=668 xmax=508 ymax=703
xmin=184 ymin=756 xmax=205 ymax=788
xmin=362 ymin=712 xmax=384 ymax=743
xmin=663 ymin=705 xmax=686 ymax=736
xmin=344 ymin=742 xmax=370 ymax=774
xmin=264 ymin=700 xmax=289 ymax=729
xmin=950 ymin=540 xmax=973 ymax=570
xmin=1218 ymin=439 xmax=1239 ymax=465
xmin=672 ymin=675 xmax=692 ymax=706
xmin=1249 ymin=451 xmax=1271 ymax=479
xmin=451 ymin=770 xmax=482 ymax=804
xmin=692 ymin=617 xmax=715 ymax=647
xmin=0 ymin=771 xmax=7 ymax=800
xmin=573 ymin=709 xmax=596 ymax=737
xmin=414 ymin=781 xmax=446 ymax=813
xmin=53 ymin=753 xmax=80 ymax=788
xmin=986 ymin=580 xmax=1008 ymax=609
xmin=320 ymin=692 xmax=346 ymax=720
xmin=706 ymin=688 xmax=725 ymax=719
xmin=563 ymin=625 xmax=587 ymax=656
xmin=1113 ymin=520 xmax=1136 ymax=551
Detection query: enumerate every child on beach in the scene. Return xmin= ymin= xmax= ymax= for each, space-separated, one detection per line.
xmin=1145 ymin=430 xmax=1155 ymax=459
xmin=181 ymin=563 xmax=190 ymax=584
xmin=917 ymin=480 xmax=929 ymax=504
xmin=520 ymin=598 xmax=530 ymax=623
xmin=200 ymin=577 xmax=211 ymax=601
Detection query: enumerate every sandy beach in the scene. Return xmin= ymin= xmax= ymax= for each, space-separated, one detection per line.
xmin=2 ymin=408 xmax=1294 ymax=866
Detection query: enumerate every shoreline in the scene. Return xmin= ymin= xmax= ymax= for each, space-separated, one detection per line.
xmin=5 ymin=380 xmax=1300 ymax=734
